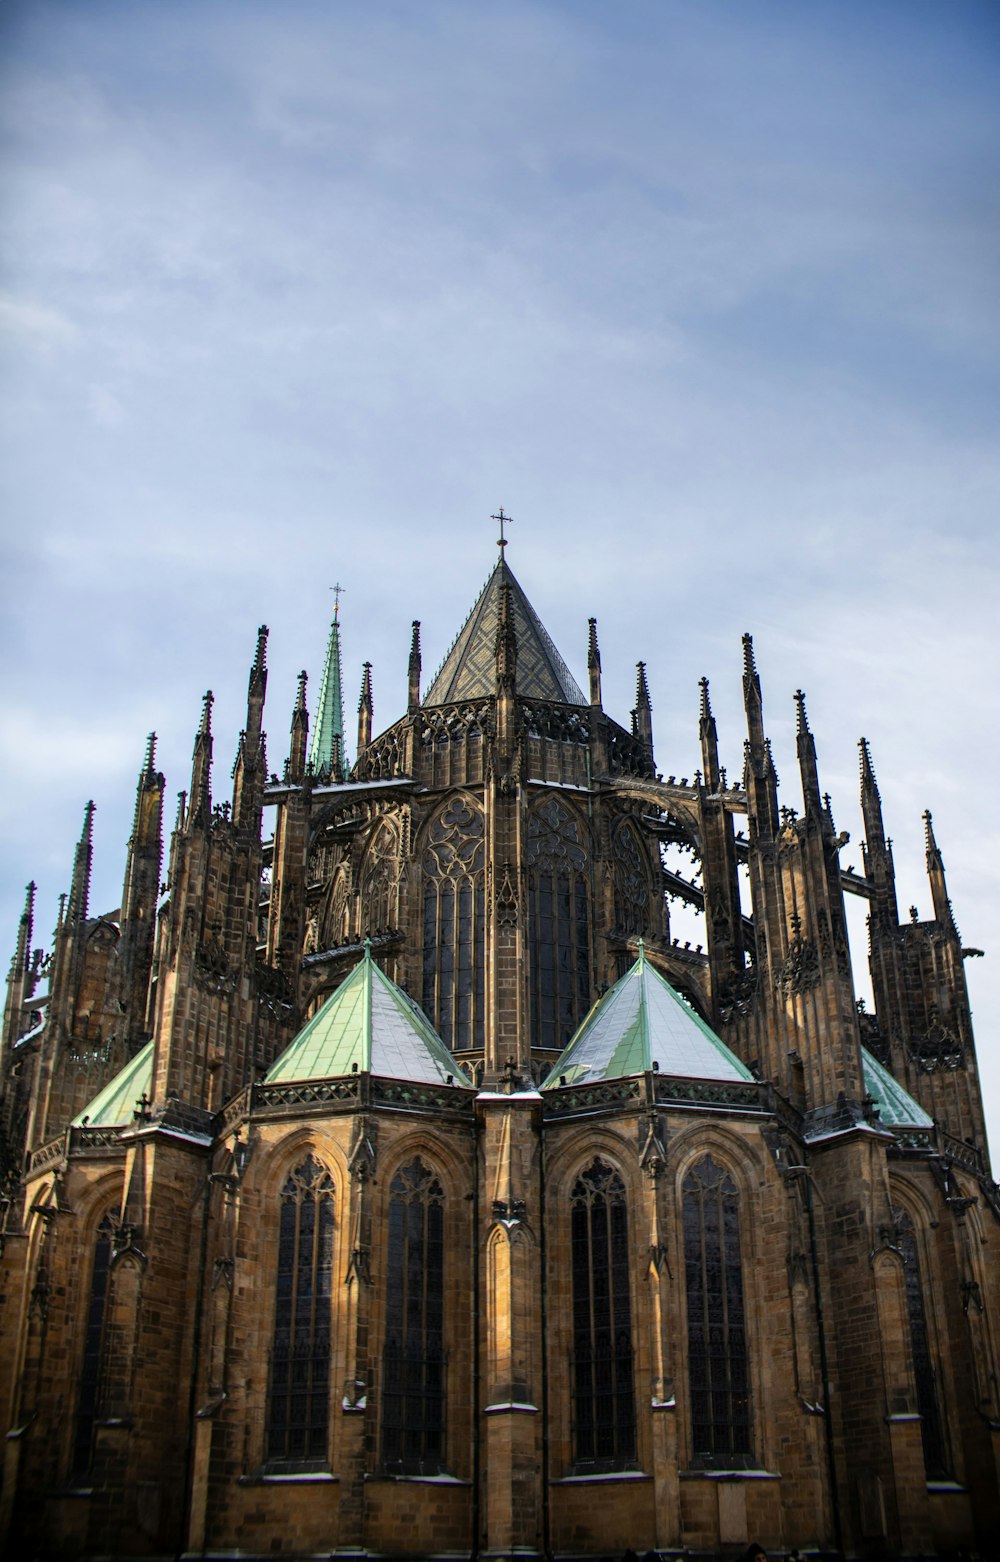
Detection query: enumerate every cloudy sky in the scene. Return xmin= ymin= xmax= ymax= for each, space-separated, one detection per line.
xmin=2 ymin=1 xmax=999 ymax=1145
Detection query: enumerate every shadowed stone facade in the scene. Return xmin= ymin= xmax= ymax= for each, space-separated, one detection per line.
xmin=1 ymin=555 xmax=997 ymax=1559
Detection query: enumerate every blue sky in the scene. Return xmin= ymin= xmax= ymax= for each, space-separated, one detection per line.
xmin=2 ymin=1 xmax=999 ymax=1144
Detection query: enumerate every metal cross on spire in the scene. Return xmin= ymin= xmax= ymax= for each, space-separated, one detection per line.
xmin=330 ymin=582 xmax=345 ymax=620
xmin=491 ymin=507 xmax=513 ymax=554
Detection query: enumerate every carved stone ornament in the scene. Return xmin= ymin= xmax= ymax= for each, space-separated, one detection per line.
xmin=496 ymin=861 xmax=519 ymax=927
xmin=777 ymin=916 xmax=820 ymax=996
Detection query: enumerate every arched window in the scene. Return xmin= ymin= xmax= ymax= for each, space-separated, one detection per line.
xmin=570 ymin=1159 xmax=636 ymax=1469
xmin=421 ymin=798 xmax=485 ymax=1049
xmin=612 ymin=816 xmax=650 ymax=937
xmin=267 ymin=1155 xmax=335 ymax=1466
xmin=73 ymin=1210 xmax=115 ymax=1474
xmin=527 ymin=798 xmax=591 ymax=1048
xmin=897 ymin=1209 xmax=948 ymax=1477
xmin=360 ymin=821 xmax=399 ymax=934
xmin=683 ymin=1154 xmax=753 ymax=1468
xmin=381 ymin=1158 xmax=445 ymax=1474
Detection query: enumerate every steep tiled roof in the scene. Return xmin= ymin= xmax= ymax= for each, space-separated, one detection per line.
xmin=71 ymin=1040 xmax=154 ymax=1128
xmin=543 ymin=945 xmax=753 ymax=1086
xmin=266 ymin=944 xmax=472 ymax=1086
xmin=861 ymin=1046 xmax=934 ymax=1129
xmin=423 ymin=560 xmax=586 ymax=707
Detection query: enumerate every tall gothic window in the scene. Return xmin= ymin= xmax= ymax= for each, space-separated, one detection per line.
xmin=570 ymin=1159 xmax=636 ymax=1469
xmin=382 ymin=1159 xmax=446 ymax=1474
xmin=421 ymin=798 xmax=485 ymax=1049
xmin=898 ymin=1211 xmax=948 ymax=1477
xmin=612 ymin=817 xmax=650 ymax=937
xmin=360 ymin=821 xmax=399 ymax=934
xmin=527 ymin=798 xmax=591 ymax=1048
xmin=267 ymin=1156 xmax=335 ymax=1466
xmin=73 ymin=1210 xmax=115 ymax=1474
xmin=683 ymin=1155 xmax=753 ymax=1467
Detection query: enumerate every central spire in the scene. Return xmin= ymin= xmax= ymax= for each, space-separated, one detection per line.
xmin=423 ymin=556 xmax=586 ymax=707
xmin=308 ymin=586 xmax=347 ymax=778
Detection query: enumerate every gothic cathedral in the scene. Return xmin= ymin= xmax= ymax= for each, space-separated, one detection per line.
xmin=1 ymin=549 xmax=997 ymax=1559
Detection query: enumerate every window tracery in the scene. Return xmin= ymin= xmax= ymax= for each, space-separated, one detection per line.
xmin=682 ymin=1154 xmax=753 ymax=1467
xmin=612 ymin=817 xmax=650 ymax=937
xmin=421 ymin=798 xmax=485 ymax=1048
xmin=527 ymin=798 xmax=591 ymax=1047
xmin=381 ymin=1158 xmax=445 ymax=1474
xmin=267 ymin=1155 xmax=335 ymax=1465
xmin=360 ymin=821 xmax=399 ymax=934
xmin=569 ymin=1158 xmax=636 ymax=1470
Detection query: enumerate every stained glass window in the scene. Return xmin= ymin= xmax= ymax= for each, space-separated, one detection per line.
xmin=570 ymin=1159 xmax=636 ymax=1469
xmin=898 ymin=1211 xmax=948 ymax=1477
xmin=73 ymin=1210 xmax=115 ymax=1474
xmin=382 ymin=1159 xmax=446 ymax=1474
xmin=527 ymin=798 xmax=591 ymax=1048
xmin=683 ymin=1155 xmax=753 ymax=1467
xmin=421 ymin=799 xmax=485 ymax=1049
xmin=267 ymin=1155 xmax=335 ymax=1466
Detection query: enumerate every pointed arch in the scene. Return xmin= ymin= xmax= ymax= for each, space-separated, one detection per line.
xmin=266 ymin=1153 xmax=336 ymax=1466
xmin=569 ymin=1156 xmax=636 ymax=1470
xmin=681 ymin=1152 xmax=753 ymax=1468
xmin=420 ymin=796 xmax=485 ymax=1049
xmin=381 ymin=1156 xmax=446 ymax=1474
xmin=359 ymin=818 xmax=400 ymax=934
xmin=527 ymin=795 xmax=592 ymax=1047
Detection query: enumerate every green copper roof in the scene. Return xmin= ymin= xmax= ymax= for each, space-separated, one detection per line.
xmin=423 ymin=560 xmax=587 ymax=707
xmin=308 ymin=604 xmax=347 ymax=775
xmin=543 ymin=946 xmax=754 ymax=1087
xmin=266 ymin=945 xmax=473 ymax=1087
xmin=71 ymin=1040 xmax=153 ymax=1128
xmin=861 ymin=1046 xmax=934 ymax=1129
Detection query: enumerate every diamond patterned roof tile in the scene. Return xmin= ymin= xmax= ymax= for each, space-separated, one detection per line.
xmin=423 ymin=560 xmax=586 ymax=707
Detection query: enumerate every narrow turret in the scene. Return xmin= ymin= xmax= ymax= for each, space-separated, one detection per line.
xmin=859 ymin=739 xmax=898 ymax=924
xmin=68 ymin=801 xmax=96 ymax=923
xmin=2 ymin=881 xmax=36 ymax=1079
xmin=120 ymin=734 xmax=164 ymax=1034
xmin=289 ymin=670 xmax=309 ymax=783
xmin=794 ymin=690 xmax=823 ymax=821
xmin=187 ymin=692 xmax=214 ymax=832
xmin=587 ymin=618 xmax=602 ymax=707
xmin=741 ymin=635 xmax=778 ymax=841
xmin=923 ymin=810 xmax=957 ymax=936
xmin=233 ymin=627 xmax=269 ymax=833
xmin=408 ymin=620 xmax=422 ymax=714
xmin=357 ymin=663 xmax=373 ymax=757
xmin=633 ymin=662 xmax=653 ymax=762
xmin=699 ymin=676 xmax=720 ymax=791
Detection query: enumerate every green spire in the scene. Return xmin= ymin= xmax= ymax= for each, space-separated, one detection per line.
xmin=308 ymin=590 xmax=347 ymax=778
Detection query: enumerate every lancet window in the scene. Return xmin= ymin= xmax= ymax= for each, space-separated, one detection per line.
xmin=612 ymin=816 xmax=650 ymax=937
xmin=73 ymin=1210 xmax=115 ymax=1474
xmin=898 ymin=1210 xmax=948 ymax=1477
xmin=527 ymin=797 xmax=591 ymax=1048
xmin=682 ymin=1154 xmax=753 ymax=1467
xmin=266 ymin=1155 xmax=336 ymax=1466
xmin=421 ymin=798 xmax=485 ymax=1049
xmin=570 ymin=1158 xmax=636 ymax=1470
xmin=381 ymin=1159 xmax=446 ymax=1474
xmin=359 ymin=821 xmax=399 ymax=935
